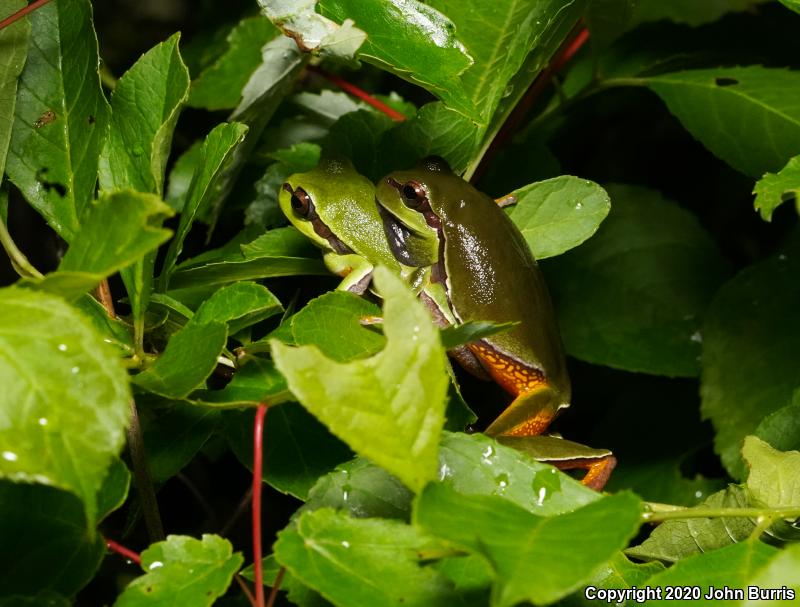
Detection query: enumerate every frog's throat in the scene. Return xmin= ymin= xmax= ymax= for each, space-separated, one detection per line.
xmin=376 ymin=201 xmax=438 ymax=267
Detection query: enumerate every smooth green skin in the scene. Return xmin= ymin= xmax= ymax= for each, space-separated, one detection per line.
xmin=375 ymin=159 xmax=571 ymax=437
xmin=279 ymin=158 xmax=403 ymax=293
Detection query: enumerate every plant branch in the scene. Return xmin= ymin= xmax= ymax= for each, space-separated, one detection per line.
xmin=94 ymin=279 xmax=116 ymax=317
xmin=0 ymin=218 xmax=43 ymax=279
xmin=252 ymin=404 xmax=268 ymax=607
xmin=127 ymin=399 xmax=165 ymax=543
xmin=307 ymin=65 xmax=406 ymax=121
xmin=236 ymin=574 xmax=258 ymax=607
xmin=105 ymin=537 xmax=142 ymax=565
xmin=642 ymin=506 xmax=800 ymax=524
xmin=266 ymin=567 xmax=286 ymax=607
xmin=0 ymin=0 xmax=52 ymax=31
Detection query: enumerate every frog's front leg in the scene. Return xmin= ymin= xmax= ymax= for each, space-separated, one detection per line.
xmin=324 ymin=252 xmax=374 ymax=294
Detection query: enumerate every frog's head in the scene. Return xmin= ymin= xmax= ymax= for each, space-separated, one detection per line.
xmin=279 ymin=158 xmax=374 ymax=255
xmin=375 ymin=157 xmax=455 ymax=267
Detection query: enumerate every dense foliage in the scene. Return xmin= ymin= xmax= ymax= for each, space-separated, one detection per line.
xmin=0 ymin=0 xmax=799 ymax=605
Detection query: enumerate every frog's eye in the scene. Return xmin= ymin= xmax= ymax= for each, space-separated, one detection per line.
xmin=283 ymin=184 xmax=313 ymax=218
xmin=389 ymin=178 xmax=430 ymax=211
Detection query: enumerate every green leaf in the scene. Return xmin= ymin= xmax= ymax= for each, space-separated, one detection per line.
xmin=545 ymin=184 xmax=730 ymax=377
xmin=627 ymin=485 xmax=756 ymax=563
xmin=439 ymin=321 xmax=517 ymax=351
xmin=133 ymin=321 xmax=227 ymax=399
xmin=753 ymin=154 xmax=800 ymax=221
xmin=188 ymin=16 xmax=279 ymax=110
xmin=271 ymin=267 xmax=449 ymax=493
xmin=290 ymin=291 xmax=384 ymax=362
xmin=165 ymin=140 xmax=202 ymax=212
xmin=141 ymin=405 xmax=221 ymax=484
xmin=0 ymin=482 xmax=105 ymax=597
xmin=0 ymin=0 xmax=28 ymax=183
xmin=505 ymin=176 xmax=611 ymax=259
xmin=415 ymin=484 xmax=642 ymax=607
xmin=701 ymin=251 xmax=800 ymax=478
xmin=646 ymin=67 xmax=800 ymax=178
xmin=569 ymin=553 xmax=664 ymax=606
xmin=0 ymin=287 xmax=131 ymax=525
xmin=302 ymin=457 xmax=413 ymax=521
xmin=318 ymin=0 xmax=473 ymax=116
xmin=378 ymin=102 xmax=482 ymax=176
xmin=192 ymin=281 xmax=283 ymax=335
xmin=5 ymin=0 xmax=110 ymax=240
xmin=95 ymin=457 xmax=131 ymax=522
xmin=160 ymin=122 xmax=249 ymax=287
xmin=632 ymin=0 xmax=770 ymax=27
xmin=778 ymin=0 xmax=800 ymax=14
xmin=257 ymin=0 xmax=366 ymax=61
xmin=743 ymin=543 xmax=800 ymax=604
xmin=755 ymin=402 xmax=800 ymax=453
xmin=426 ymin=0 xmax=583 ymax=125
xmin=324 ymin=109 xmax=395 ymax=181
xmin=192 ymin=357 xmax=290 ymax=407
xmin=170 ymin=226 xmax=326 ymax=289
xmin=742 ymin=436 xmax=800 ymax=509
xmin=224 ymin=403 xmax=351 ymax=499
xmin=0 ymin=592 xmax=70 ymax=607
xmin=274 ymin=508 xmax=467 ymax=607
xmin=114 ymin=534 xmax=243 ymax=607
xmin=34 ymin=191 xmax=174 ymax=299
xmin=99 ymin=33 xmax=189 ymax=195
xmin=641 ymin=541 xmax=777 ymax=604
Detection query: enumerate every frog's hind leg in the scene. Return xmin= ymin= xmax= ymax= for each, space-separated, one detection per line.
xmin=552 ymin=456 xmax=617 ymax=491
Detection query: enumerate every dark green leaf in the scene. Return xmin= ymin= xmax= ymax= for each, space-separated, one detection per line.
xmin=160 ymin=122 xmax=249 ymax=287
xmin=778 ymin=0 xmax=800 ymax=14
xmin=545 ymin=184 xmax=730 ymax=377
xmin=170 ymin=227 xmax=326 ymax=289
xmin=753 ymin=154 xmax=800 ymax=221
xmin=318 ymin=0 xmax=473 ymax=116
xmin=192 ymin=281 xmax=283 ymax=334
xmin=6 ymin=0 xmax=110 ymax=240
xmin=290 ymin=291 xmax=383 ymax=362
xmin=165 ymin=140 xmax=202 ymax=212
xmin=272 ymin=268 xmax=449 ymax=492
xmin=114 ymin=534 xmax=243 ymax=606
xmin=632 ymin=0 xmax=770 ymax=27
xmin=0 ymin=482 xmax=105 ymax=597
xmin=224 ymin=403 xmax=351 ymax=499
xmin=701 ymin=251 xmax=800 ymax=477
xmin=324 ymin=109 xmax=394 ymax=181
xmin=755 ymin=402 xmax=800 ymax=453
xmin=561 ymin=553 xmax=663 ymax=606
xmin=133 ymin=321 xmax=227 ymax=399
xmin=0 ymin=287 xmax=131 ymax=525
xmin=0 ymin=0 xmax=28 ymax=182
xmin=505 ymin=177 xmax=611 ymax=259
xmin=188 ymin=16 xmax=278 ymax=110
xmin=647 ymin=67 xmax=800 ymax=178
xmin=99 ymin=33 xmax=189 ymax=195
xmin=142 ymin=405 xmax=221 ymax=484
xmin=193 ymin=357 xmax=290 ymax=407
xmin=0 ymin=592 xmax=70 ymax=607
xmin=96 ymin=457 xmax=131 ymax=522
xmin=274 ymin=508 xmax=467 ymax=607
xmin=415 ymin=484 xmax=642 ymax=607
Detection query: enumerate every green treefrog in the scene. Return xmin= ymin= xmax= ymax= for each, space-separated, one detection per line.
xmin=375 ymin=157 xmax=615 ymax=489
xmin=279 ymin=157 xmax=406 ymax=294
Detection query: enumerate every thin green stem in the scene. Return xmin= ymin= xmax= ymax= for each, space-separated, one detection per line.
xmin=127 ymin=399 xmax=165 ymax=542
xmin=642 ymin=506 xmax=800 ymax=524
xmin=0 ymin=218 xmax=43 ymax=279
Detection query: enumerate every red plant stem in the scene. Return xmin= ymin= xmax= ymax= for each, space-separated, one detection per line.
xmin=471 ymin=25 xmax=590 ymax=183
xmin=307 ymin=65 xmax=406 ymax=122
xmin=0 ymin=0 xmax=52 ymax=31
xmin=235 ymin=575 xmax=258 ymax=607
xmin=266 ymin=567 xmax=286 ymax=607
xmin=252 ymin=404 xmax=268 ymax=607
xmin=105 ymin=538 xmax=142 ymax=566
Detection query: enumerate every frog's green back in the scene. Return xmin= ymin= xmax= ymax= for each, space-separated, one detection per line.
xmin=389 ymin=164 xmax=570 ymax=399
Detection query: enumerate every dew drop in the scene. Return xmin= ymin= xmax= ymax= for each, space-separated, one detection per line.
xmin=2 ymin=451 xmax=18 ymax=462
xmin=149 ymin=561 xmax=163 ymax=570
xmin=57 ymin=344 xmax=68 ymax=352
xmin=575 ymin=201 xmax=583 ymax=210
xmin=438 ymin=462 xmax=451 ymax=480
xmin=778 ymin=254 xmax=787 ymax=261
xmin=342 ymin=483 xmax=352 ymax=503
xmin=495 ymin=472 xmax=509 ymax=491
xmin=481 ymin=445 xmax=495 ymax=465
xmin=694 ymin=490 xmax=703 ymax=499
xmin=38 ymin=418 xmax=48 ymax=426
xmin=341 ymin=540 xmax=350 ymax=548
xmin=690 ymin=331 xmax=702 ymax=344
xmin=71 ymin=366 xmax=80 ymax=374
